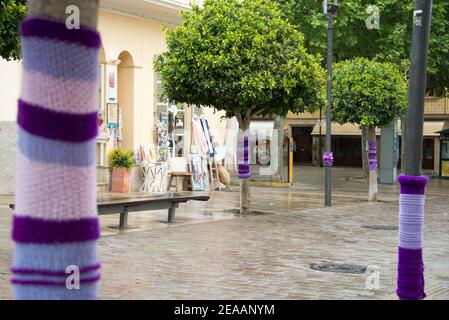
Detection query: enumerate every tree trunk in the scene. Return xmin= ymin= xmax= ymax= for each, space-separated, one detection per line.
xmin=13 ymin=0 xmax=101 ymax=299
xmin=401 ymin=114 xmax=407 ymax=173
xmin=271 ymin=116 xmax=285 ymax=182
xmin=241 ymin=178 xmax=251 ymax=213
xmin=367 ymin=126 xmax=378 ymax=202
xmin=361 ymin=126 xmax=369 ymax=178
xmin=238 ymin=117 xmax=251 ymax=213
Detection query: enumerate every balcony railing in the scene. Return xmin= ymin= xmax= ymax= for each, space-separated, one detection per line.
xmin=424 ymin=97 xmax=449 ymax=115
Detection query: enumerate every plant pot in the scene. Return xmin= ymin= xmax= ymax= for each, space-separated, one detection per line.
xmin=111 ymin=167 xmax=131 ymax=193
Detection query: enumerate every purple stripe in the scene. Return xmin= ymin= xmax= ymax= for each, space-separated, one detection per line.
xmin=18 ymin=99 xmax=98 ymax=142
xmin=20 ymin=17 xmax=101 ymax=48
xmin=11 ymin=264 xmax=101 ymax=276
xmin=397 ymin=247 xmax=425 ymax=300
xmin=12 ymin=215 xmax=100 ymax=244
xmin=12 ymin=275 xmax=101 ymax=287
xmin=238 ymin=164 xmax=250 ymax=179
xmin=398 ymin=175 xmax=428 ymax=195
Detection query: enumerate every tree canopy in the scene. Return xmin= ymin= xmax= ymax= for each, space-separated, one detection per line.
xmin=276 ymin=0 xmax=449 ymax=94
xmin=0 ymin=0 xmax=26 ymax=60
xmin=154 ymin=0 xmax=326 ymax=128
xmin=332 ymin=57 xmax=408 ymax=128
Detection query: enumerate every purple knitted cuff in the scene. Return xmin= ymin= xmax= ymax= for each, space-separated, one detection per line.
xmin=12 ymin=215 xmax=100 ymax=244
xmin=397 ymin=175 xmax=428 ymax=195
xmin=396 ymin=247 xmax=426 ymax=300
xmin=20 ymin=17 xmax=101 ymax=49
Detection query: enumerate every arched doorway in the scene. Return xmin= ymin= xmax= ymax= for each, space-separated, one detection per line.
xmin=117 ymin=51 xmax=135 ymax=151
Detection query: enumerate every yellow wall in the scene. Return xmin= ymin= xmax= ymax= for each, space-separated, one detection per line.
xmin=98 ymin=9 xmax=227 ymax=157
xmin=0 ymin=9 xmax=226 ymax=161
xmin=0 ymin=59 xmax=21 ymax=122
xmin=98 ymin=9 xmax=168 ymax=150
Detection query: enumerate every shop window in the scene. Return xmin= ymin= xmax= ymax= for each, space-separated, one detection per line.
xmin=154 ymin=67 xmax=186 ymax=158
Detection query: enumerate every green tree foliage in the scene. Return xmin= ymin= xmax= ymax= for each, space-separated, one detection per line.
xmin=276 ymin=0 xmax=449 ymax=94
xmin=154 ymin=0 xmax=325 ymax=213
xmin=154 ymin=0 xmax=326 ymax=129
xmin=332 ymin=57 xmax=407 ymax=201
xmin=0 ymin=0 xmax=26 ymax=60
xmin=332 ymin=58 xmax=407 ymax=127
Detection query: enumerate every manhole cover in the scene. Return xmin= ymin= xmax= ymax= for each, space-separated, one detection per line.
xmin=361 ymin=224 xmax=398 ymax=231
xmin=225 ymin=209 xmax=273 ymax=216
xmin=310 ymin=262 xmax=367 ymax=274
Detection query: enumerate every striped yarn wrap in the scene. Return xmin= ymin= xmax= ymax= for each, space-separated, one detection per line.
xmin=368 ymin=140 xmax=377 ymax=171
xmin=323 ymin=152 xmax=334 ymax=167
xmin=237 ymin=135 xmax=250 ymax=179
xmin=396 ymin=174 xmax=428 ymax=300
xmin=12 ymin=15 xmax=101 ymax=299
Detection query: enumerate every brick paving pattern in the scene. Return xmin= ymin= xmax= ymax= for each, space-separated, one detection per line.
xmin=0 ymin=167 xmax=448 ymax=299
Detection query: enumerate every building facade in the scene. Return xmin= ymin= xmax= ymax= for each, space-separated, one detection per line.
xmin=0 ymin=0 xmax=228 ymax=193
xmin=286 ymin=96 xmax=449 ymax=175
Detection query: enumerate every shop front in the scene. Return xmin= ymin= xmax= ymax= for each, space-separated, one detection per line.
xmin=309 ymin=121 xmax=443 ymax=173
xmin=438 ymin=128 xmax=449 ymax=178
xmin=93 ymin=2 xmax=228 ymax=192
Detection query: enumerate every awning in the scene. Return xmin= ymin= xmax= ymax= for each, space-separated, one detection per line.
xmin=311 ymin=121 xmax=445 ymax=137
xmin=437 ymin=128 xmax=449 ymax=137
xmin=311 ymin=122 xmax=380 ymax=136
xmin=421 ymin=121 xmax=446 ymax=137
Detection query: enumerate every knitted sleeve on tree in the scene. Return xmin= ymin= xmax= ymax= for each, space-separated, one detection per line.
xmin=396 ymin=175 xmax=428 ymax=300
xmin=12 ymin=8 xmax=101 ymax=299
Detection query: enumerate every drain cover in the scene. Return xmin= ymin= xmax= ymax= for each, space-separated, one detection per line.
xmin=225 ymin=209 xmax=273 ymax=216
xmin=310 ymin=262 xmax=367 ymax=274
xmin=361 ymin=224 xmax=398 ymax=231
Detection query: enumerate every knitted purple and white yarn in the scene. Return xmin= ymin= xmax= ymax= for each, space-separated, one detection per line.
xmin=396 ymin=175 xmax=428 ymax=300
xmin=12 ymin=14 xmax=101 ymax=299
xmin=238 ymin=135 xmax=250 ymax=179
xmin=323 ymin=152 xmax=334 ymax=167
xmin=368 ymin=140 xmax=377 ymax=171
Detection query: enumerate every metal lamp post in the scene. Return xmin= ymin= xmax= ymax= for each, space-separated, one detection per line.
xmin=396 ymin=0 xmax=433 ymax=300
xmin=405 ymin=1 xmax=433 ymax=176
xmin=323 ymin=0 xmax=338 ymax=207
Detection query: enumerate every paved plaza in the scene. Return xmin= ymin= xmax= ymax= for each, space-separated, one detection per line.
xmin=1 ymin=166 xmax=448 ymax=299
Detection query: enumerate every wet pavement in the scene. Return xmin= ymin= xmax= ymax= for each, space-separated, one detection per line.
xmin=0 ymin=166 xmax=448 ymax=299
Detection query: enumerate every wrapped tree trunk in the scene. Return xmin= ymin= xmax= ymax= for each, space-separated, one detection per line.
xmin=12 ymin=0 xmax=101 ymax=299
xmin=361 ymin=126 xmax=369 ymax=178
xmin=238 ymin=118 xmax=251 ymax=213
xmin=271 ymin=116 xmax=285 ymax=182
xmin=367 ymin=126 xmax=378 ymax=202
xmin=397 ymin=175 xmax=428 ymax=299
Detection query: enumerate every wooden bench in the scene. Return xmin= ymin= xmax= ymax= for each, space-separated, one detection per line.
xmin=6 ymin=191 xmax=210 ymax=230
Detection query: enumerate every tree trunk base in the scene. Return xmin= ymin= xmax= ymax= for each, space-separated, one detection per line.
xmin=368 ymin=170 xmax=378 ymax=202
xmin=240 ymin=178 xmax=251 ymax=213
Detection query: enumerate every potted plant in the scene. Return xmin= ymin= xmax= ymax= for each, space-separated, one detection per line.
xmin=109 ymin=148 xmax=135 ymax=193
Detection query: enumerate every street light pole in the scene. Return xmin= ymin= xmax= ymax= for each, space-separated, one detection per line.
xmin=405 ymin=1 xmax=433 ymax=176
xmin=323 ymin=1 xmax=338 ymax=207
xmin=396 ymin=0 xmax=433 ymax=300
